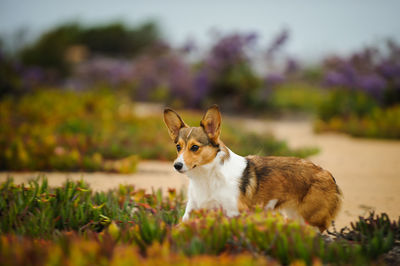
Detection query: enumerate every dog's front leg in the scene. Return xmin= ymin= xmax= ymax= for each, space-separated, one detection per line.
xmin=224 ymin=207 xmax=239 ymax=218
xmin=223 ymin=200 xmax=240 ymax=218
xmin=182 ymin=198 xmax=195 ymax=221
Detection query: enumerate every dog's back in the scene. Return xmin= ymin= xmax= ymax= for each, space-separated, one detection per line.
xmin=239 ymin=156 xmax=342 ymax=232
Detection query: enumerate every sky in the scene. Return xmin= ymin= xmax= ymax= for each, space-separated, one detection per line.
xmin=1 ymin=0 xmax=400 ymax=61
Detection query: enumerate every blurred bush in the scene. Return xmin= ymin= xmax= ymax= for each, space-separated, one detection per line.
xmin=266 ymin=82 xmax=327 ymax=113
xmin=193 ymin=33 xmax=262 ymax=110
xmin=4 ymin=25 xmax=293 ymax=112
xmin=4 ymin=21 xmax=400 ymax=139
xmin=18 ymin=22 xmax=161 ymax=76
xmin=0 ymin=90 xmax=317 ymax=172
xmin=322 ymin=40 xmax=400 ymax=107
xmin=0 ymin=46 xmax=31 ymax=97
xmin=66 ymin=32 xmax=264 ymax=110
xmin=315 ymin=41 xmax=400 ymax=138
xmin=315 ymin=105 xmax=400 ymax=139
xmin=0 ymin=90 xmax=139 ymax=172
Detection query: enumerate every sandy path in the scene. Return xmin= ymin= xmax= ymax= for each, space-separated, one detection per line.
xmin=1 ymin=117 xmax=399 ymax=229
xmin=1 ymin=161 xmax=187 ymax=193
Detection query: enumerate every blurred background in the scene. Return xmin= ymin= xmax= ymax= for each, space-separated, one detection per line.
xmin=0 ymin=0 xmax=400 ymax=227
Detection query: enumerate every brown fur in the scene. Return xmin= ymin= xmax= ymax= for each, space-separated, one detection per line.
xmin=239 ymin=156 xmax=342 ymax=232
xmin=174 ymin=127 xmax=230 ymax=169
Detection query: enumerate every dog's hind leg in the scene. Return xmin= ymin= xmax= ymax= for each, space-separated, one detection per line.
xmin=298 ymin=185 xmax=341 ymax=232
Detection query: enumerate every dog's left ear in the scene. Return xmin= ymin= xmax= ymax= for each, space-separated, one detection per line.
xmin=200 ymin=104 xmax=221 ymax=145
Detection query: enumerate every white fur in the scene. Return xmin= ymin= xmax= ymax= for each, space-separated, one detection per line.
xmin=174 ymin=153 xmax=189 ymax=172
xmin=265 ymin=199 xmax=278 ymax=210
xmin=181 ymin=148 xmax=247 ymax=221
xmin=179 ymin=149 xmax=311 ymax=229
xmin=280 ymin=206 xmax=305 ymax=225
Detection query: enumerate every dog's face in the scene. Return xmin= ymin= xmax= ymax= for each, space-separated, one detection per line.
xmin=163 ymin=105 xmax=221 ymax=173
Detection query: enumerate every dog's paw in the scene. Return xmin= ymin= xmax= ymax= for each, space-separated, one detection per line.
xmin=182 ymin=213 xmax=190 ymax=221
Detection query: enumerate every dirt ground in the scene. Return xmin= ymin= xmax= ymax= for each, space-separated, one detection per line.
xmin=1 ymin=117 xmax=399 ymax=230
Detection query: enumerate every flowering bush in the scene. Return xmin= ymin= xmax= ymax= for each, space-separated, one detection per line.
xmin=8 ymin=21 xmax=400 ymax=139
xmin=12 ymin=23 xmax=296 ymax=110
xmin=323 ymin=41 xmax=400 ymax=106
xmin=314 ymin=41 xmax=400 ymax=138
xmin=66 ymin=32 xmax=263 ymax=110
xmin=18 ymin=22 xmax=162 ymax=76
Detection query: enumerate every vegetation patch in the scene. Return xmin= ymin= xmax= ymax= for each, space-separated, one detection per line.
xmin=315 ymin=91 xmax=400 ymax=139
xmin=0 ymin=178 xmax=399 ymax=265
xmin=0 ymin=90 xmax=318 ymax=173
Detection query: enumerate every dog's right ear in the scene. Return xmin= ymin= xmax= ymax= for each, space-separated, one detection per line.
xmin=163 ymin=108 xmax=188 ymax=142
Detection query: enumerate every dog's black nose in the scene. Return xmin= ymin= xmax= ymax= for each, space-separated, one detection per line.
xmin=174 ymin=162 xmax=183 ymax=171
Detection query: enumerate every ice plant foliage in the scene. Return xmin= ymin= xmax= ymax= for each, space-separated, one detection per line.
xmin=0 ymin=178 xmax=398 ymax=265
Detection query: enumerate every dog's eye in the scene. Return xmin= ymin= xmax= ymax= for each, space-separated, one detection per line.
xmin=190 ymin=145 xmax=199 ymax=152
xmin=176 ymin=144 xmax=181 ymax=152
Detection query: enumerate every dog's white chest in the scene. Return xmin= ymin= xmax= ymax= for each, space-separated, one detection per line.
xmin=190 ymin=179 xmax=235 ymax=210
xmin=185 ymin=149 xmax=247 ymax=217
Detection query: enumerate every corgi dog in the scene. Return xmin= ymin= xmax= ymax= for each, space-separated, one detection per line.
xmin=163 ymin=105 xmax=342 ymax=232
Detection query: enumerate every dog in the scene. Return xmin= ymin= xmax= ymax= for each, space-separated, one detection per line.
xmin=163 ymin=105 xmax=342 ymax=232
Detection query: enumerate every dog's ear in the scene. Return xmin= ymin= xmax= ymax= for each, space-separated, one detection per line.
xmin=200 ymin=104 xmax=221 ymax=145
xmin=163 ymin=108 xmax=188 ymax=142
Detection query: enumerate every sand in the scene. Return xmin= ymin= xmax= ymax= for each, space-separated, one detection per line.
xmin=1 ymin=117 xmax=399 ymax=230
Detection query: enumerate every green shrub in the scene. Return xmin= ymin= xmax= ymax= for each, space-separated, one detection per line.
xmin=317 ymin=89 xmax=378 ymax=121
xmin=18 ymin=22 xmax=161 ymax=75
xmin=0 ymin=90 xmax=140 ymax=172
xmin=314 ymin=88 xmax=400 ymax=139
xmin=0 ymin=90 xmax=318 ymax=172
xmin=267 ymin=82 xmax=327 ymax=113
xmin=315 ymin=105 xmax=400 ymax=139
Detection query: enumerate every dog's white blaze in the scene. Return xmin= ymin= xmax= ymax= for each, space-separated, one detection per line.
xmin=174 ymin=153 xmax=188 ymax=172
xmin=183 ymin=148 xmax=247 ymax=218
xmin=186 ymin=128 xmax=194 ymax=138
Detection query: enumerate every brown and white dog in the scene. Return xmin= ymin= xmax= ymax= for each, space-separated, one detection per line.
xmin=163 ymin=105 xmax=342 ymax=232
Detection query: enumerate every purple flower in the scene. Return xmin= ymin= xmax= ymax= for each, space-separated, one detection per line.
xmin=266 ymin=29 xmax=289 ymax=59
xmin=245 ymin=32 xmax=258 ymax=43
xmin=357 ymin=74 xmax=386 ymax=98
xmin=378 ymin=61 xmax=400 ymax=79
xmin=73 ymin=57 xmax=134 ymax=87
xmin=208 ymin=32 xmax=258 ymax=70
xmin=324 ymin=71 xmax=347 ymax=87
xmin=323 ymin=62 xmax=360 ymax=89
xmin=340 ymin=63 xmax=358 ymax=87
xmin=285 ymin=58 xmax=299 ymax=74
xmin=193 ymin=70 xmax=210 ymax=105
xmin=265 ymin=73 xmax=285 ymax=86
xmin=21 ymin=66 xmax=46 ymax=87
xmin=181 ymin=39 xmax=197 ymax=54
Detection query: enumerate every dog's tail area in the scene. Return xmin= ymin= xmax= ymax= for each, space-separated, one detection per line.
xmin=299 ymin=173 xmax=343 ymax=232
xmin=325 ymin=174 xmax=343 ymax=232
